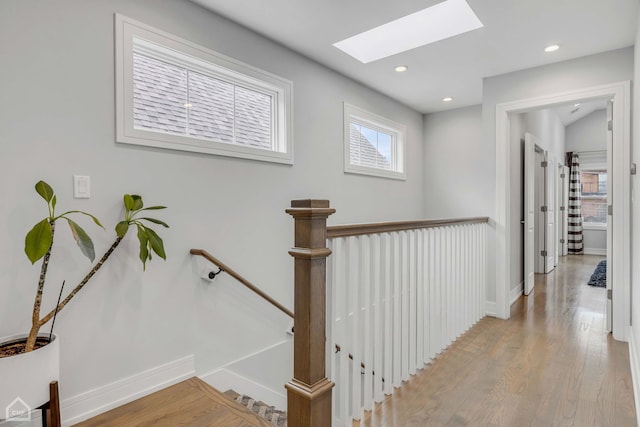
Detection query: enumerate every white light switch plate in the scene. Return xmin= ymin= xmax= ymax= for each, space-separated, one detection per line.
xmin=74 ymin=175 xmax=90 ymax=198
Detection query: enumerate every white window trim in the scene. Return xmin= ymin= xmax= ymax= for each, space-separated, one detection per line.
xmin=115 ymin=14 xmax=293 ymax=164
xmin=343 ymin=103 xmax=406 ymax=180
xmin=583 ymin=222 xmax=607 ymax=230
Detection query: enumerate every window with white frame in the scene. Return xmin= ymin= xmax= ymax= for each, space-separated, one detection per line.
xmin=343 ymin=103 xmax=406 ymax=180
xmin=579 ymin=151 xmax=608 ymax=227
xmin=115 ymin=14 xmax=293 ymax=164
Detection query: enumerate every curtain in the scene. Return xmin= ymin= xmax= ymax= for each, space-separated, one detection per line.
xmin=566 ymin=152 xmax=583 ymax=254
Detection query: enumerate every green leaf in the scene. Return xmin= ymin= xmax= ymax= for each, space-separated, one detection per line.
xmin=140 ymin=206 xmax=167 ymax=211
xmin=115 ymin=221 xmax=130 ymax=238
xmin=145 ymin=227 xmax=166 ymax=260
xmin=123 ymin=194 xmax=134 ymax=211
xmin=51 ymin=195 xmax=57 ymax=210
xmin=136 ymin=226 xmax=149 ymax=270
xmin=25 ymin=219 xmax=53 ymax=264
xmin=66 ymin=218 xmax=95 ymax=262
xmin=59 ymin=211 xmax=104 ymax=229
xmin=35 ymin=181 xmax=54 ymax=203
xmin=131 ymin=195 xmax=143 ymax=211
xmin=139 ymin=217 xmax=169 ymax=228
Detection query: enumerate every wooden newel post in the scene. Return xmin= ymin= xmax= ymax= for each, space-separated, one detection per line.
xmin=286 ymin=199 xmax=335 ymax=427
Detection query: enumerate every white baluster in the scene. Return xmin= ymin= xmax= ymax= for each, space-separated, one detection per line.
xmin=372 ymin=234 xmax=384 ymax=402
xmin=382 ymin=233 xmax=393 ymax=395
xmin=361 ymin=235 xmax=373 ymax=411
xmin=348 ymin=236 xmax=362 ymax=420
xmin=392 ymin=232 xmax=402 ymax=387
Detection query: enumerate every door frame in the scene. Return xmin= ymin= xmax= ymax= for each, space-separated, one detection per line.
xmin=494 ymin=81 xmax=631 ymax=341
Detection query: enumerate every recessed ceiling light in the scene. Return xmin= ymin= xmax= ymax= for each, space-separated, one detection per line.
xmin=183 ymin=103 xmax=193 ymax=108
xmin=395 ymin=65 xmax=408 ymax=72
xmin=333 ymin=0 xmax=484 ymax=64
xmin=544 ymin=44 xmax=560 ymax=52
xmin=443 ymin=97 xmax=453 ymax=102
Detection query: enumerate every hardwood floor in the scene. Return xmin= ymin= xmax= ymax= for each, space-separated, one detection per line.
xmin=72 ymin=377 xmax=271 ymax=427
xmin=357 ymin=255 xmax=637 ymax=427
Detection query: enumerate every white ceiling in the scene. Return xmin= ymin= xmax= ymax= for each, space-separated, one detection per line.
xmin=551 ymin=99 xmax=608 ymax=127
xmin=189 ymin=0 xmax=638 ymax=114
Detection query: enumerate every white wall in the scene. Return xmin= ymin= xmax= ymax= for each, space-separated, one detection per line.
xmin=483 ymin=47 xmax=633 ymax=303
xmin=630 ymin=7 xmax=640 ymax=382
xmin=522 ymin=109 xmax=566 ymax=162
xmin=566 ymin=109 xmax=607 ymax=152
xmin=566 ymin=109 xmax=608 ymax=255
xmin=0 ymin=0 xmax=424 ymax=405
xmin=422 ymin=105 xmax=488 ymax=218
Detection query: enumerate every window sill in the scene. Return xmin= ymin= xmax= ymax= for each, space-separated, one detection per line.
xmin=583 ymin=223 xmax=607 ymax=231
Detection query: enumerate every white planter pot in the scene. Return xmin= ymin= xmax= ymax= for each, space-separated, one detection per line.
xmin=0 ymin=333 xmax=59 ymax=419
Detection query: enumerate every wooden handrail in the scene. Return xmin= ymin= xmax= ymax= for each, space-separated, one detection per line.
xmin=327 ymin=216 xmax=490 ymax=238
xmin=190 ymin=249 xmax=294 ymax=319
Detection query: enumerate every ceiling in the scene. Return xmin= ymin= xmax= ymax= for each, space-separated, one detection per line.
xmin=550 ymin=99 xmax=608 ymax=127
xmin=189 ymin=0 xmax=638 ymax=114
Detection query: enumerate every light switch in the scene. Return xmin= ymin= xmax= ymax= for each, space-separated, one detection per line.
xmin=74 ymin=175 xmax=90 ymax=199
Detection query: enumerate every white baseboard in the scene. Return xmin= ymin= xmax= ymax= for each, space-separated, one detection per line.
xmin=485 ymin=301 xmax=497 ymax=317
xmin=510 ymin=281 xmax=524 ymax=305
xmin=61 ymin=355 xmax=195 ymax=426
xmin=583 ymin=248 xmax=607 ymax=256
xmin=628 ymin=327 xmax=640 ymax=427
xmin=200 ymin=368 xmax=286 ymax=410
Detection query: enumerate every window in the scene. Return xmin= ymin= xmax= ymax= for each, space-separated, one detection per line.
xmin=116 ymin=14 xmax=293 ymax=164
xmin=581 ymin=169 xmax=607 ymax=225
xmin=343 ymin=103 xmax=406 ymax=180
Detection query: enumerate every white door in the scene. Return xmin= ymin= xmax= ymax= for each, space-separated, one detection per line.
xmin=524 ymin=133 xmax=536 ymax=295
xmin=555 ymin=163 xmax=561 ymax=266
xmin=606 ymin=101 xmax=613 ymax=332
xmin=560 ymin=166 xmax=569 ymax=256
xmin=544 ymin=153 xmax=556 ymax=273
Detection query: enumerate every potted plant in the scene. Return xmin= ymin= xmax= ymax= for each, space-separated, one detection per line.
xmin=0 ymin=180 xmax=168 ymax=418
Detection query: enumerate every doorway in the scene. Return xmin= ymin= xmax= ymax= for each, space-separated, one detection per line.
xmin=494 ymin=81 xmax=631 ymax=341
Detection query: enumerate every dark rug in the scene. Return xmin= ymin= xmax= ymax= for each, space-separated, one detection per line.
xmin=588 ymin=260 xmax=606 ymax=287
xmin=235 ymin=395 xmax=287 ymax=427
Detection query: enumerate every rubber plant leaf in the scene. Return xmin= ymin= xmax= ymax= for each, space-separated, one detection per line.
xmin=140 ymin=206 xmax=167 ymax=211
xmin=131 ymin=195 xmax=143 ymax=211
xmin=123 ymin=194 xmax=135 ymax=211
xmin=140 ymin=217 xmax=169 ymax=228
xmin=145 ymin=227 xmax=166 ymax=260
xmin=115 ymin=221 xmax=130 ymax=238
xmin=136 ymin=226 xmax=149 ymax=269
xmin=59 ymin=211 xmax=104 ymax=228
xmin=66 ymin=218 xmax=96 ymax=262
xmin=25 ymin=219 xmax=53 ymax=264
xmin=35 ymin=181 xmax=54 ymax=203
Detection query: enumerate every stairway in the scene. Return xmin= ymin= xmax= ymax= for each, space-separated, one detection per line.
xmin=73 ymin=377 xmax=277 ymax=426
xmin=224 ymin=390 xmax=287 ymax=427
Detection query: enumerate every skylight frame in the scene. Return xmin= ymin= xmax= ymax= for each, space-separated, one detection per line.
xmin=333 ymin=0 xmax=483 ymax=64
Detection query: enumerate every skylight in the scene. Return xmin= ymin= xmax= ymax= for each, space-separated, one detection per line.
xmin=333 ymin=0 xmax=483 ymax=64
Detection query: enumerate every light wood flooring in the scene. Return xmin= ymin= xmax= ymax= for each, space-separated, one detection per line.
xmin=357 ymin=255 xmax=637 ymax=427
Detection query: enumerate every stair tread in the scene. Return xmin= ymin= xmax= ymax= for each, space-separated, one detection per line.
xmin=72 ymin=377 xmax=272 ymax=427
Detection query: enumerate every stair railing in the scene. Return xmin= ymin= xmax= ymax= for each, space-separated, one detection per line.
xmin=326 ymin=216 xmax=489 ymax=425
xmin=190 ymin=248 xmax=294 ymax=319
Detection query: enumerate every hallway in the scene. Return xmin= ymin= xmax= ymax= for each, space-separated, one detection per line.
xmin=358 ymin=255 xmax=636 ymax=426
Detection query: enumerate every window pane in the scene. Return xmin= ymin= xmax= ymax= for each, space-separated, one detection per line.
xmin=187 ymin=71 xmax=234 ymax=143
xmin=350 ymin=123 xmax=393 ymax=170
xmin=234 ymin=86 xmax=272 ymax=150
xmin=133 ymin=53 xmax=187 ymax=135
xmin=376 ymin=133 xmax=392 ymax=170
xmin=581 ymin=170 xmax=607 ymax=223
